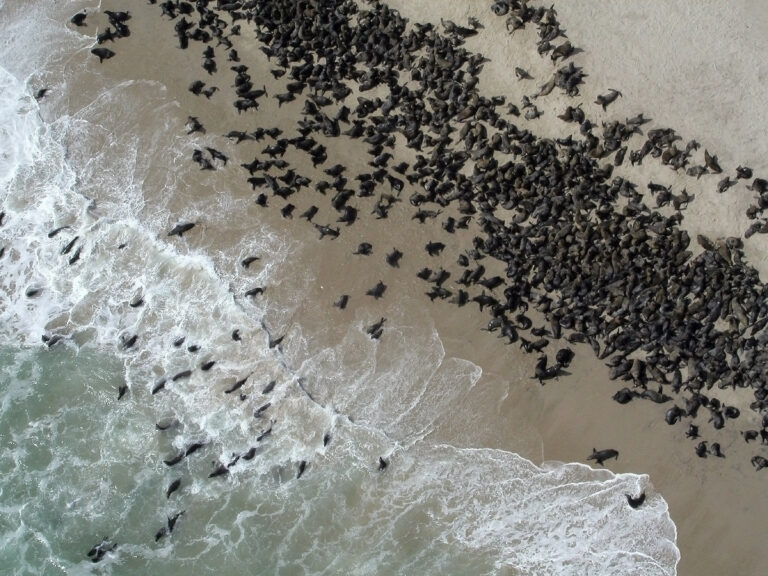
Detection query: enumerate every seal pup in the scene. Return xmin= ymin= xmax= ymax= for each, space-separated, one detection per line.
xmin=751 ymin=455 xmax=768 ymax=471
xmin=224 ymin=129 xmax=252 ymax=143
xmin=224 ymin=374 xmax=250 ymax=394
xmin=68 ymin=246 xmax=82 ymax=265
xmin=205 ymin=147 xmax=227 ymax=165
xmin=256 ymin=422 xmax=273 ymax=442
xmin=533 ymin=355 xmax=562 ymax=383
xmin=354 ymin=242 xmax=373 ymax=255
xmin=25 ymin=286 xmax=42 ymax=298
xmin=736 ymin=165 xmax=753 ymax=179
xmin=281 ymin=204 xmax=295 ymax=219
xmin=47 ymin=225 xmax=71 ymax=238
xmin=333 ymin=295 xmax=349 ymax=309
xmin=742 ymin=430 xmax=759 ymax=443
xmin=172 ymin=370 xmax=192 ymax=382
xmin=366 ymin=318 xmax=386 ymax=340
xmin=254 ymin=402 xmax=271 ymax=418
xmin=337 ymin=205 xmax=357 ymax=225
xmin=184 ymin=442 xmax=205 ymax=457
xmin=70 ymin=11 xmax=87 ymax=26
xmin=555 ymin=348 xmax=575 ymax=368
xmin=91 ymin=48 xmax=115 ymax=63
xmin=366 ymin=281 xmax=387 ymax=299
xmin=208 ymin=463 xmax=229 ymax=478
xmin=155 ymin=510 xmax=185 ymax=542
xmin=626 ymin=492 xmax=646 ymax=509
xmin=300 ymin=206 xmax=318 ymax=221
xmin=168 ymin=222 xmax=195 ymax=237
xmin=595 ymin=89 xmax=622 ymax=111
xmin=425 ymin=241 xmax=446 ymax=256
xmin=413 ymin=209 xmax=442 ymax=223
xmin=104 ymin=10 xmax=130 ymax=24
xmin=189 ymin=80 xmax=205 ymax=95
xmin=166 ymin=478 xmax=182 ymax=499
xmin=587 ymin=448 xmax=619 ymax=466
xmin=313 ymin=224 xmax=340 ymax=239
xmin=185 ymin=116 xmax=204 ymax=134
xmin=87 ymin=538 xmax=117 ymax=563
xmin=386 ymin=248 xmax=403 ymax=268
xmin=120 ymin=333 xmax=138 ymax=350
xmin=665 ymin=405 xmax=685 ymax=425
xmin=515 ymin=67 xmax=533 ymax=80
xmin=61 ymin=235 xmax=78 ymax=254
xmin=163 ymin=452 xmax=184 ymax=466
xmin=704 ymin=149 xmax=722 ymax=173
xmin=151 ymin=379 xmax=167 ymax=395
xmin=155 ymin=417 xmax=180 ymax=431
xmin=203 ymin=57 xmax=216 ymax=75
xmin=241 ymin=255 xmax=260 ymax=268
xmin=261 ymin=380 xmax=276 ymax=394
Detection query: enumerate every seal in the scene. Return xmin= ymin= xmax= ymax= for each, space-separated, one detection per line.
xmin=241 ymin=255 xmax=260 ymax=268
xmin=625 ymin=492 xmax=646 ymax=509
xmin=163 ymin=452 xmax=184 ymax=466
xmin=87 ymin=538 xmax=117 ymax=563
xmin=70 ymin=11 xmax=87 ymax=26
xmin=333 ymin=295 xmax=349 ymax=309
xmin=168 ymin=222 xmax=195 ymax=237
xmin=594 ymin=89 xmax=622 ymax=111
xmin=261 ymin=380 xmax=276 ymax=394
xmin=354 ymin=242 xmax=373 ymax=255
xmin=91 ymin=47 xmax=115 ymax=63
xmin=587 ymin=448 xmax=619 ymax=466
xmin=166 ymin=478 xmax=181 ymax=499
xmin=224 ymin=374 xmax=249 ymax=394
xmin=366 ymin=281 xmax=387 ymax=299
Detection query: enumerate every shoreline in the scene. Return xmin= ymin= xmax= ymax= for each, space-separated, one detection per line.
xmin=20 ymin=0 xmax=768 ymax=574
xmin=104 ymin=1 xmax=768 ymax=574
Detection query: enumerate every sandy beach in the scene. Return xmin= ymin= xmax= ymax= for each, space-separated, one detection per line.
xmin=4 ymin=0 xmax=768 ymax=573
xmin=90 ymin=1 xmax=768 ymax=573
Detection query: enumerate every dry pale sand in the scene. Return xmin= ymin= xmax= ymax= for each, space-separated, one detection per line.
xmin=557 ymin=0 xmax=768 ymax=279
xmin=71 ymin=1 xmax=768 ymax=574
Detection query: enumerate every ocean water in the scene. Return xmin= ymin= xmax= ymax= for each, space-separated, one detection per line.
xmin=0 ymin=1 xmax=679 ymax=575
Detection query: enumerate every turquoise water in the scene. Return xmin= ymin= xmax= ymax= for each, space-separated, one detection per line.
xmin=0 ymin=342 xmax=677 ymax=575
xmin=0 ymin=345 xmax=127 ymax=575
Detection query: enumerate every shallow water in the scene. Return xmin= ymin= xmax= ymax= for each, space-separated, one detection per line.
xmin=0 ymin=1 xmax=682 ymax=574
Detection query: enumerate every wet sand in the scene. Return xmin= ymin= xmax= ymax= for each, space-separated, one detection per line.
xmin=65 ymin=1 xmax=768 ymax=574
